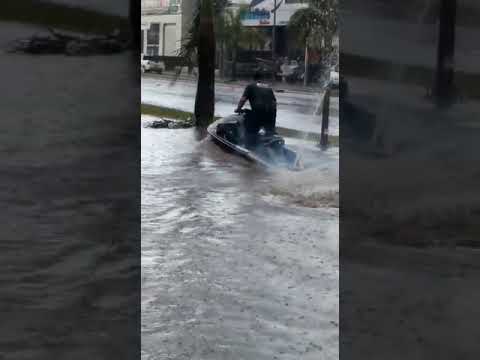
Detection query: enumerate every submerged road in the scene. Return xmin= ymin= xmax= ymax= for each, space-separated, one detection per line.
xmin=141 ymin=118 xmax=339 ymax=359
xmin=141 ymin=75 xmax=340 ymax=136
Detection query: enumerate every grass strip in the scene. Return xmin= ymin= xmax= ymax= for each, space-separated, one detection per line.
xmin=141 ymin=104 xmax=195 ymax=122
xmin=141 ymin=103 xmax=223 ymax=124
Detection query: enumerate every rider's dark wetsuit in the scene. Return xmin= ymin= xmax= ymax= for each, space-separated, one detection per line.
xmin=236 ymin=80 xmax=277 ymax=147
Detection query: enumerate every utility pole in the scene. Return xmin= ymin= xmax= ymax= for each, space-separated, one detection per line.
xmin=271 ymin=0 xmax=277 ymax=81
xmin=320 ymin=84 xmax=330 ymax=149
xmin=434 ymin=0 xmax=457 ymax=106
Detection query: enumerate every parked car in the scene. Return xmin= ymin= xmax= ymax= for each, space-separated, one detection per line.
xmin=141 ymin=56 xmax=165 ymax=74
xmin=279 ymin=60 xmax=303 ymax=83
xmin=329 ymin=69 xmax=339 ymax=88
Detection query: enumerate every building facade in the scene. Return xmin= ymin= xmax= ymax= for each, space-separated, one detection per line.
xmin=141 ymin=0 xmax=336 ymax=64
xmin=240 ymin=0 xmax=309 ymax=27
xmin=141 ymin=0 xmax=194 ymax=57
xmin=233 ymin=0 xmax=310 ymax=57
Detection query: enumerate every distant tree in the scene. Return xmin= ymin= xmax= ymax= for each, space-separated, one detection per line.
xmin=217 ymin=6 xmax=266 ymax=80
xmin=289 ymin=0 xmax=337 ymax=85
xmin=242 ymin=27 xmax=266 ymax=51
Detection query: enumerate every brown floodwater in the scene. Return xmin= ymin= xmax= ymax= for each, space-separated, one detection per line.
xmin=141 ymin=118 xmax=339 ymax=360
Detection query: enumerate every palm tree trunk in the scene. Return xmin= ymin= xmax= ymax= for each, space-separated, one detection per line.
xmin=304 ymin=42 xmax=309 ymax=87
xmin=194 ymin=0 xmax=216 ymax=128
xmin=219 ymin=40 xmax=225 ymax=78
xmin=232 ymin=46 xmax=238 ymax=80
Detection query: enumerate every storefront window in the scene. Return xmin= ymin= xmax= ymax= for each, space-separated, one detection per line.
xmin=146 ymin=46 xmax=159 ymax=55
xmin=146 ymin=23 xmax=160 ymax=56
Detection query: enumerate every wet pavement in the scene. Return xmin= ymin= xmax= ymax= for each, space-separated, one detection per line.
xmin=141 ymin=76 xmax=340 ymax=136
xmin=141 ymin=117 xmax=339 ymax=359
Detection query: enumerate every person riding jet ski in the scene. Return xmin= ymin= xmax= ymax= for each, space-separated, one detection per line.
xmin=235 ymin=72 xmax=277 ymax=148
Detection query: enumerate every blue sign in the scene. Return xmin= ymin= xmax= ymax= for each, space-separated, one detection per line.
xmin=241 ymin=9 xmax=271 ymax=21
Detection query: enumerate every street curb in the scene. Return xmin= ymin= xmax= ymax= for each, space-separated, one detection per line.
xmin=276 ymin=126 xmax=321 ymax=141
xmin=276 ymin=127 xmax=339 ymax=146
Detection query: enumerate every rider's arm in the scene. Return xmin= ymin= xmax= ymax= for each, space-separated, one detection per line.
xmin=236 ymin=96 xmax=247 ymax=112
xmin=270 ymin=88 xmax=277 ymax=109
xmin=236 ymin=85 xmax=251 ymax=112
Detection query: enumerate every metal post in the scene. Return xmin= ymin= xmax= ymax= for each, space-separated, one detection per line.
xmin=434 ymin=0 xmax=457 ymax=105
xmin=320 ymin=85 xmax=330 ymax=149
xmin=271 ymin=0 xmax=277 ymax=81
xmin=304 ymin=43 xmax=308 ymax=87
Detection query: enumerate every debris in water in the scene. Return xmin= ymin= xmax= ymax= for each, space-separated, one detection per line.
xmin=144 ymin=118 xmax=193 ymax=129
xmin=8 ymin=28 xmax=129 ymax=56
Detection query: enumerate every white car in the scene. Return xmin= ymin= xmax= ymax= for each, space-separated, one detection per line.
xmin=141 ymin=56 xmax=165 ymax=74
xmin=329 ymin=70 xmax=339 ymax=87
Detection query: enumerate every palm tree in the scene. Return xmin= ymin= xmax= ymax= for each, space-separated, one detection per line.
xmin=289 ymin=0 xmax=337 ymax=86
xmin=194 ymin=0 xmax=216 ymax=127
xmin=180 ymin=0 xmax=229 ymax=128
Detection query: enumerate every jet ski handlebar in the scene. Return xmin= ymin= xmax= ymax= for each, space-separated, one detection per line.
xmin=234 ymin=108 xmax=252 ymax=114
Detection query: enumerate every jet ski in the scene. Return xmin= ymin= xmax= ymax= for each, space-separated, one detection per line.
xmin=207 ymin=109 xmax=302 ymax=170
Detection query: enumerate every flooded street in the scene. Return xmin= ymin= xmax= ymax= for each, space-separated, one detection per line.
xmin=142 ymin=77 xmax=340 ymax=137
xmin=1 ymin=22 xmax=139 ymax=358
xmin=141 ymin=118 xmax=339 ymax=359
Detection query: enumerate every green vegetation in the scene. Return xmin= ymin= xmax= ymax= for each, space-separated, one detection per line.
xmin=2 ymin=1 xmax=129 ymax=34
xmin=217 ymin=6 xmax=267 ymax=79
xmin=289 ymin=0 xmax=338 ymax=85
xmin=141 ymin=104 xmax=195 ymax=122
xmin=289 ymin=0 xmax=338 ymax=52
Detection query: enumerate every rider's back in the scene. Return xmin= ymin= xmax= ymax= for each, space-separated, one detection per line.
xmin=244 ymin=82 xmax=276 ymax=113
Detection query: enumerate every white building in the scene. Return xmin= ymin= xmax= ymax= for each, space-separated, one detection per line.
xmin=141 ymin=0 xmax=194 ymax=57
xmin=141 ymin=0 xmax=335 ymax=59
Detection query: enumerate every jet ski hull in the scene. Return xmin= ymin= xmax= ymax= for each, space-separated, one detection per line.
xmin=207 ymin=117 xmax=302 ymax=170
